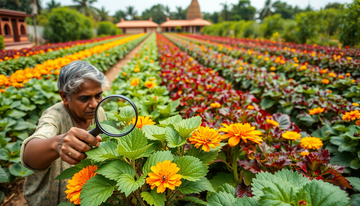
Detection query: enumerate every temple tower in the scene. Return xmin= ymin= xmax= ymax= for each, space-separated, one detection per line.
xmin=186 ymin=0 xmax=202 ymax=20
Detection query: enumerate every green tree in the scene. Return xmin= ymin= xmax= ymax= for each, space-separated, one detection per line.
xmin=97 ymin=6 xmax=111 ymax=22
xmin=339 ymin=0 xmax=360 ymax=46
xmin=46 ymin=0 xmax=61 ymax=11
xmin=174 ymin=6 xmax=186 ymax=19
xmin=0 ymin=0 xmax=42 ymax=14
xmin=113 ymin=10 xmax=127 ymax=23
xmin=325 ymin=2 xmax=342 ymax=9
xmin=220 ymin=2 xmax=230 ymax=21
xmin=97 ymin=21 xmax=121 ymax=36
xmin=261 ymin=14 xmax=284 ymax=38
xmin=126 ymin=6 xmax=137 ymax=20
xmin=141 ymin=4 xmax=166 ymax=24
xmin=44 ymin=7 xmax=94 ymax=43
xmin=259 ymin=0 xmax=273 ymax=20
xmin=231 ymin=0 xmax=256 ymax=21
xmin=281 ymin=19 xmax=298 ymax=42
xmin=272 ymin=1 xmax=294 ymax=19
xmin=295 ymin=11 xmax=319 ymax=43
xmin=68 ymin=0 xmax=99 ymax=20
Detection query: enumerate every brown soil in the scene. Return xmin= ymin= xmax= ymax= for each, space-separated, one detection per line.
xmin=104 ymin=35 xmax=151 ymax=90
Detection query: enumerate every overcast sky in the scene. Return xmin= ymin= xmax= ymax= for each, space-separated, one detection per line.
xmin=42 ymin=0 xmax=353 ymax=16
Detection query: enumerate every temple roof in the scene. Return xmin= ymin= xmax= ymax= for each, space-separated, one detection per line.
xmin=0 ymin=9 xmax=30 ymax=17
xmin=116 ymin=18 xmax=159 ymax=28
xmin=186 ymin=0 xmax=202 ymax=20
xmin=160 ymin=18 xmax=211 ymax=27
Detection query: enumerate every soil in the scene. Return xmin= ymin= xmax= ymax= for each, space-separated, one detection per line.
xmin=5 ymin=34 xmax=151 ymax=206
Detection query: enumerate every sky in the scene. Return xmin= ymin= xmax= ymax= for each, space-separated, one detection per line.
xmin=42 ymin=0 xmax=353 ymax=16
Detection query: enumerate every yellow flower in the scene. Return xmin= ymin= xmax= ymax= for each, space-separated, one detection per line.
xmin=144 ymin=81 xmax=158 ymax=89
xmin=65 ymin=165 xmax=98 ymax=205
xmin=301 ymin=151 xmax=309 ymax=157
xmin=130 ymin=78 xmax=140 ymax=86
xmin=134 ymin=68 xmax=140 ymax=72
xmin=210 ymin=102 xmax=221 ymax=108
xmin=270 ymin=66 xmax=276 ymax=71
xmin=346 ymin=73 xmax=351 ymax=76
xmin=309 ymin=107 xmax=325 ymax=115
xmin=247 ymin=105 xmax=255 ymax=110
xmin=352 ymin=103 xmax=359 ymax=107
xmin=189 ymin=126 xmax=222 ymax=152
xmin=146 ymin=160 xmax=182 ymax=193
xmin=129 ymin=116 xmax=155 ymax=129
xmin=219 ymin=123 xmax=263 ymax=147
xmin=329 ymin=73 xmax=336 ymax=77
xmin=322 ymin=79 xmax=329 ymax=84
xmin=342 ymin=110 xmax=360 ymax=121
xmin=266 ymin=119 xmax=279 ymax=127
xmin=282 ymin=131 xmax=301 ymax=140
xmin=300 ymin=65 xmax=307 ymax=70
xmin=300 ymin=137 xmax=323 ymax=150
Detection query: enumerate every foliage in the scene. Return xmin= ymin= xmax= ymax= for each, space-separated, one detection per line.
xmin=43 ymin=7 xmax=94 ymax=43
xmin=295 ymin=12 xmax=319 ymax=44
xmin=339 ymin=0 xmax=360 ymax=46
xmin=0 ymin=36 xmax=4 ymax=51
xmin=260 ymin=14 xmax=284 ymax=38
xmin=97 ymin=21 xmax=121 ymax=36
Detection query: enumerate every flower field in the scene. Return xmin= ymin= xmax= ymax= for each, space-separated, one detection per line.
xmin=1 ymin=33 xmax=360 ymax=205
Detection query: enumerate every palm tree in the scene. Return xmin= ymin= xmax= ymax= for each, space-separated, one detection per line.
xmin=164 ymin=5 xmax=171 ymax=17
xmin=259 ymin=0 xmax=273 ymax=20
xmin=97 ymin=6 xmax=111 ymax=21
xmin=175 ymin=6 xmax=184 ymax=19
xmin=46 ymin=0 xmax=61 ymax=11
xmin=220 ymin=2 xmax=230 ymax=21
xmin=113 ymin=10 xmax=126 ymax=23
xmin=69 ymin=0 xmax=99 ymax=19
xmin=126 ymin=6 xmax=137 ymax=20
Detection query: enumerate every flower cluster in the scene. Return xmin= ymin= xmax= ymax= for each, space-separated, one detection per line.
xmin=342 ymin=110 xmax=360 ymax=121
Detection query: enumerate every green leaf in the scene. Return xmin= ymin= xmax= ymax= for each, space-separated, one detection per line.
xmin=0 ymin=191 xmax=4 ymax=203
xmin=86 ymin=141 xmax=119 ymax=162
xmin=116 ymin=174 xmax=146 ymax=197
xmin=165 ymin=127 xmax=186 ymax=148
xmin=260 ymin=97 xmax=276 ymax=109
xmin=9 ymin=163 xmax=33 ymax=177
xmin=330 ymin=152 xmax=354 ymax=167
xmin=173 ymin=116 xmax=202 ymax=138
xmin=299 ymin=114 xmax=315 ymax=126
xmin=179 ymin=177 xmax=215 ymax=194
xmin=350 ymin=194 xmax=360 ymax=206
xmin=157 ymin=99 xmax=179 ymax=115
xmin=118 ymin=127 xmax=152 ymax=160
xmin=180 ymin=196 xmax=206 ymax=205
xmin=176 ymin=156 xmax=207 ymax=181
xmin=332 ymin=124 xmax=349 ymax=132
xmin=207 ymin=191 xmax=237 ymax=206
xmin=142 ymin=125 xmax=166 ymax=142
xmin=187 ymin=146 xmax=219 ymax=165
xmin=350 ymin=159 xmax=360 ymax=170
xmin=303 ymin=180 xmax=350 ymax=206
xmin=142 ymin=150 xmax=174 ymax=175
xmin=97 ymin=160 xmax=135 ymax=181
xmin=5 ymin=109 xmax=27 ymax=119
xmin=159 ymin=115 xmax=182 ymax=127
xmin=80 ymin=175 xmax=116 ymax=206
xmin=141 ymin=190 xmax=166 ymax=206
xmin=217 ymin=183 xmax=236 ymax=195
xmin=0 ymin=167 xmax=9 ymax=183
xmin=57 ymin=203 xmax=75 ymax=206
xmin=234 ymin=196 xmax=260 ymax=206
xmin=330 ymin=136 xmax=358 ymax=152
xmin=346 ymin=177 xmax=360 ymax=192
xmin=210 ymin=172 xmax=236 ymax=191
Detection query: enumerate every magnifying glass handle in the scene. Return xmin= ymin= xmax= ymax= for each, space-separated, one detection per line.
xmin=89 ymin=126 xmax=102 ymax=137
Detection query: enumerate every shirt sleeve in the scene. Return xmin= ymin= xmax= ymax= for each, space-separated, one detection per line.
xmin=20 ymin=115 xmax=60 ymax=172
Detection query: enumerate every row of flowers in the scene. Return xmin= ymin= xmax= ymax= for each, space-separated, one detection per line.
xmin=0 ymin=34 xmax=128 ymax=61
xmin=186 ymin=34 xmax=360 ymax=76
xmin=181 ymin=33 xmax=358 ymax=91
xmin=0 ymin=34 xmax=145 ymax=90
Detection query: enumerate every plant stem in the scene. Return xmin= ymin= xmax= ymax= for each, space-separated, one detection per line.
xmin=318 ymin=114 xmax=326 ymax=125
xmin=165 ymin=190 xmax=178 ymax=206
xmin=132 ymin=159 xmax=139 ymax=178
xmin=134 ymin=189 xmax=146 ymax=206
xmin=232 ymin=145 xmax=241 ymax=184
xmin=181 ymin=145 xmax=185 ymax=156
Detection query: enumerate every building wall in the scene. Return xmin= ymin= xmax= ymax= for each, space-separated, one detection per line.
xmin=121 ymin=27 xmax=157 ymax=34
xmin=0 ymin=15 xmax=28 ymax=44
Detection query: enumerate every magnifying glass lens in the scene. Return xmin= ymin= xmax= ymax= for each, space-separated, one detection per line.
xmin=96 ymin=96 xmax=137 ymax=136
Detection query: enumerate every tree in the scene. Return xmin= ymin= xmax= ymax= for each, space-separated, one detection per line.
xmin=97 ymin=6 xmax=111 ymax=22
xmin=339 ymin=0 xmax=360 ymax=46
xmin=68 ymin=0 xmax=99 ymax=20
xmin=164 ymin=5 xmax=171 ymax=17
xmin=46 ymin=0 xmax=61 ymax=11
xmin=0 ymin=0 xmax=42 ymax=14
xmin=295 ymin=11 xmax=319 ymax=43
xmin=126 ymin=6 xmax=137 ymax=20
xmin=113 ymin=10 xmax=127 ymax=23
xmin=325 ymin=2 xmax=342 ymax=9
xmin=141 ymin=4 xmax=166 ymax=24
xmin=261 ymin=14 xmax=284 ymax=38
xmin=259 ymin=0 xmax=273 ymax=20
xmin=220 ymin=2 xmax=230 ymax=21
xmin=272 ymin=1 xmax=294 ymax=19
xmin=174 ymin=6 xmax=186 ymax=19
xmin=231 ymin=0 xmax=256 ymax=21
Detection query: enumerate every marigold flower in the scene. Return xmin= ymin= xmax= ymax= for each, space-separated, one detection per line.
xmin=309 ymin=107 xmax=325 ymax=115
xmin=144 ymin=81 xmax=158 ymax=89
xmin=352 ymin=103 xmax=359 ymax=107
xmin=300 ymin=137 xmax=323 ymax=150
xmin=266 ymin=119 xmax=279 ymax=127
xmin=219 ymin=123 xmax=263 ymax=147
xmin=322 ymin=79 xmax=329 ymax=84
xmin=54 ymin=70 xmax=60 ymax=75
xmin=319 ymin=69 xmax=328 ymax=74
xmin=210 ymin=102 xmax=221 ymax=108
xmin=300 ymin=65 xmax=307 ymax=70
xmin=346 ymin=73 xmax=351 ymax=76
xmin=327 ymin=90 xmax=332 ymax=93
xmin=282 ymin=131 xmax=301 ymax=140
xmin=129 ymin=116 xmax=155 ymax=129
xmin=301 ymin=151 xmax=310 ymax=157
xmin=130 ymin=78 xmax=140 ymax=86
xmin=134 ymin=68 xmax=140 ymax=72
xmin=65 ymin=165 xmax=98 ymax=205
xmin=146 ymin=160 xmax=182 ymax=193
xmin=342 ymin=110 xmax=360 ymax=121
xmin=356 ymin=120 xmax=360 ymax=126
xmin=270 ymin=66 xmax=276 ymax=71
xmin=239 ymin=66 xmax=243 ymax=71
xmin=189 ymin=126 xmax=221 ymax=152
xmin=338 ymin=75 xmax=344 ymax=79
xmin=122 ymin=72 xmax=127 ymax=76
xmin=329 ymin=73 xmax=336 ymax=77
xmin=247 ymin=105 xmax=255 ymax=110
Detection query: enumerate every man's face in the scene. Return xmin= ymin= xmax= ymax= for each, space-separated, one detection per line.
xmin=62 ymin=80 xmax=103 ymax=120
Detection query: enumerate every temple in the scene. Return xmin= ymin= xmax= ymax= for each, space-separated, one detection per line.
xmin=0 ymin=9 xmax=30 ymax=46
xmin=116 ymin=18 xmax=159 ymax=34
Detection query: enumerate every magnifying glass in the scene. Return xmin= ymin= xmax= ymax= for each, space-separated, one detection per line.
xmin=89 ymin=95 xmax=138 ymax=138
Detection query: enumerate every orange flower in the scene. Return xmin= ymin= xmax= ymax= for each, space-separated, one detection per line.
xmin=146 ymin=160 xmax=182 ymax=193
xmin=130 ymin=78 xmax=140 ymax=86
xmin=210 ymin=102 xmax=221 ymax=108
xmin=309 ymin=107 xmax=325 ymax=115
xmin=342 ymin=110 xmax=360 ymax=121
xmin=300 ymin=137 xmax=323 ymax=150
xmin=247 ymin=105 xmax=255 ymax=110
xmin=266 ymin=119 xmax=279 ymax=127
xmin=134 ymin=68 xmax=140 ymax=72
xmin=54 ymin=70 xmax=60 ymax=75
xmin=346 ymin=73 xmax=351 ymax=76
xmin=352 ymin=103 xmax=359 ymax=107
xmin=282 ymin=131 xmax=301 ymax=140
xmin=329 ymin=73 xmax=336 ymax=77
xmin=129 ymin=116 xmax=155 ymax=129
xmin=219 ymin=123 xmax=263 ymax=147
xmin=65 ymin=165 xmax=98 ymax=205
xmin=356 ymin=120 xmax=360 ymax=126
xmin=319 ymin=69 xmax=328 ymax=74
xmin=144 ymin=81 xmax=158 ymax=89
xmin=322 ymin=79 xmax=329 ymax=84
xmin=270 ymin=66 xmax=276 ymax=71
xmin=301 ymin=151 xmax=310 ymax=157
xmin=327 ymin=90 xmax=332 ymax=93
xmin=122 ymin=72 xmax=127 ymax=76
xmin=189 ymin=126 xmax=222 ymax=152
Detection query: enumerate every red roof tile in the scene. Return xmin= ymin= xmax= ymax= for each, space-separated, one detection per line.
xmin=160 ymin=18 xmax=212 ymax=27
xmin=116 ymin=19 xmax=159 ymax=28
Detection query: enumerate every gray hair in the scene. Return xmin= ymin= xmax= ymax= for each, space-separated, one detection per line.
xmin=58 ymin=61 xmax=108 ymax=100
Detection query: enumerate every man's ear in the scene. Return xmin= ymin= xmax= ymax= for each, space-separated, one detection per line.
xmin=59 ymin=90 xmax=70 ymax=106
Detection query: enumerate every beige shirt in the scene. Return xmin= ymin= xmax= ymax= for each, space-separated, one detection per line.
xmin=20 ymin=102 xmax=105 ymax=206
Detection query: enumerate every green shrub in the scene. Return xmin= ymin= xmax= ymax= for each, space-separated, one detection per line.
xmin=176 ymin=26 xmax=182 ymax=32
xmin=281 ymin=20 xmax=298 ymax=43
xmin=97 ymin=21 xmax=121 ymax=36
xmin=295 ymin=12 xmax=319 ymax=44
xmin=260 ymin=14 xmax=284 ymax=39
xmin=43 ymin=7 xmax=94 ymax=43
xmin=0 ymin=35 xmax=4 ymax=50
xmin=339 ymin=0 xmax=360 ymax=46
xmin=242 ymin=21 xmax=259 ymax=38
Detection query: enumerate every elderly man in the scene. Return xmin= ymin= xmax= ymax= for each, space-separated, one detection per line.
xmin=20 ymin=61 xmax=107 ymax=205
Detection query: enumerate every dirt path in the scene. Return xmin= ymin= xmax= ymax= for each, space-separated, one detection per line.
xmin=104 ymin=35 xmax=150 ymax=90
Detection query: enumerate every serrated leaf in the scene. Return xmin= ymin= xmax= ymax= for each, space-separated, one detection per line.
xmin=176 ymin=156 xmax=207 ymax=181
xmin=141 ymin=190 xmax=166 ymax=206
xmin=86 ymin=141 xmax=119 ymax=162
xmin=187 ymin=146 xmax=218 ymax=165
xmin=57 ymin=203 xmax=75 ymax=206
xmin=346 ymin=177 xmax=360 ymax=192
xmin=55 ymin=159 xmax=95 ymax=180
xmin=179 ymin=177 xmax=215 ymax=194
xmin=117 ymin=174 xmax=146 ymax=197
xmin=117 ymin=127 xmax=152 ymax=160
xmin=142 ymin=125 xmax=166 ymax=142
xmin=210 ymin=172 xmax=236 ymax=191
xmin=80 ymin=175 xmax=116 ymax=206
xmin=217 ymin=183 xmax=236 ymax=196
xmin=234 ymin=196 xmax=260 ymax=206
xmin=97 ymin=160 xmax=135 ymax=181
xmin=159 ymin=115 xmax=182 ymax=127
xmin=350 ymin=194 xmax=360 ymax=206
xmin=9 ymin=163 xmax=33 ymax=177
xmin=142 ymin=150 xmax=174 ymax=175
xmin=165 ymin=127 xmax=186 ymax=148
xmin=173 ymin=116 xmax=202 ymax=138
xmin=181 ymin=196 xmax=206 ymax=205
xmin=207 ymin=191 xmax=237 ymax=206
